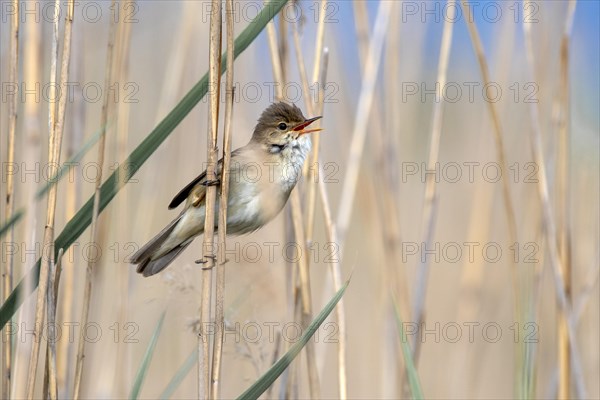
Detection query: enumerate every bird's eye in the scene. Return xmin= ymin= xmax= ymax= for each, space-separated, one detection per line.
xmin=278 ymin=122 xmax=288 ymax=130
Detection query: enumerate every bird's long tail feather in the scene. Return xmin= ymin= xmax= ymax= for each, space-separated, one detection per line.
xmin=129 ymin=214 xmax=189 ymax=277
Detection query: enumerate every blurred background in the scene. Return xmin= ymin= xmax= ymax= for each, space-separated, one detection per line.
xmin=1 ymin=0 xmax=598 ymax=399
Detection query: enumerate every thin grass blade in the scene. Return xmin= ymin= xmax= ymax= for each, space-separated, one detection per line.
xmin=130 ymin=310 xmax=167 ymax=400
xmin=159 ymin=349 xmax=198 ymax=400
xmin=236 ymin=277 xmax=350 ymax=400
xmin=392 ymin=298 xmax=424 ymax=400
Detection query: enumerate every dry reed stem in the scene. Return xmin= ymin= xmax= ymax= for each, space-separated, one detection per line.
xmin=274 ymin=13 xmax=300 ymax=397
xmin=336 ymin=0 xmax=392 ymax=246
xmin=318 ymin=166 xmax=348 ymax=400
xmin=43 ymin=248 xmax=63 ymax=400
xmin=13 ymin=15 xmax=42 ymax=400
xmin=289 ymin=191 xmax=320 ymax=398
xmin=199 ymin=0 xmax=222 ymax=398
xmin=302 ymin=0 xmax=327 ymax=244
xmin=450 ymin=14 xmax=519 ymax=398
xmin=522 ymin=3 xmax=585 ymax=397
xmin=573 ymin=264 xmax=600 ymax=322
xmin=278 ymin=2 xmax=289 ymax=85
xmin=379 ymin=5 xmax=411 ymax=396
xmin=459 ymin=3 xmax=525 ymax=393
xmin=556 ymin=1 xmax=577 ymax=398
xmin=266 ymin=17 xmax=284 ymax=96
xmin=210 ymin=0 xmax=234 ymax=397
xmin=411 ymin=0 xmax=456 ymax=360
xmin=72 ymin=1 xmax=114 ymax=396
xmin=459 ymin=0 xmax=519 ymax=272
xmin=3 ymin=1 xmax=19 ymax=396
xmin=352 ymin=5 xmax=408 ymax=394
xmin=25 ymin=0 xmax=73 ymax=397
xmin=56 ymin=29 xmax=84 ymax=397
xmin=311 ymin=0 xmax=327 ymax=85
xmin=291 ymin=28 xmax=347 ymax=398
xmin=265 ymin=15 xmax=320 ymax=398
xmin=112 ymin=8 xmax=134 ymax=396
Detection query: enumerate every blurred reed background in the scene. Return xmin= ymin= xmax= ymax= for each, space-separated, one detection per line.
xmin=0 ymin=0 xmax=598 ymax=399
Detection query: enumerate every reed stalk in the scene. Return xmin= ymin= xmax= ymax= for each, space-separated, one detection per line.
xmin=556 ymin=2 xmax=577 ymax=398
xmin=458 ymin=4 xmax=527 ymax=396
xmin=42 ymin=248 xmax=63 ymax=400
xmin=304 ymin=0 xmax=328 ymax=244
xmin=265 ymin=12 xmax=321 ymax=397
xmin=3 ymin=1 xmax=19 ymax=397
xmin=522 ymin=3 xmax=585 ymax=397
xmin=458 ymin=0 xmax=520 ymax=294
xmin=72 ymin=1 xmax=115 ymax=396
xmin=12 ymin=11 xmax=42 ymax=399
xmin=292 ymin=25 xmax=348 ymax=398
xmin=198 ymin=0 xmax=222 ymax=398
xmin=336 ymin=0 xmax=392 ymax=247
xmin=303 ymin=0 xmax=327 ymax=241
xmin=353 ymin=3 xmax=408 ymax=394
xmin=56 ymin=25 xmax=84 ymax=397
xmin=210 ymin=0 xmax=234 ymax=398
xmin=24 ymin=0 xmax=73 ymax=397
xmin=113 ymin=6 xmax=134 ymax=396
xmin=411 ymin=0 xmax=456 ymax=360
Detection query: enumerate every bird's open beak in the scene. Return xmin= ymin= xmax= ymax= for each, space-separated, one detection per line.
xmin=293 ymin=116 xmax=323 ymax=136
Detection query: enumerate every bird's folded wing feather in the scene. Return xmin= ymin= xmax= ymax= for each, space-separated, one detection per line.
xmin=168 ymin=169 xmax=209 ymax=209
xmin=168 ymin=148 xmax=242 ymax=210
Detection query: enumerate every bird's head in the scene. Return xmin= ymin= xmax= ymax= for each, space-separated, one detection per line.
xmin=251 ymin=102 xmax=322 ymax=153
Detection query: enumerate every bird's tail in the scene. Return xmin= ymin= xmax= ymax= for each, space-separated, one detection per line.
xmin=129 ymin=214 xmax=191 ymax=277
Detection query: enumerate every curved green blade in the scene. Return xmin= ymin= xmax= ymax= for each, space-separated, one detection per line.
xmin=236 ymin=278 xmax=350 ymax=400
xmin=159 ymin=348 xmax=197 ymax=400
xmin=392 ymin=298 xmax=424 ymax=400
xmin=130 ymin=310 xmax=167 ymax=400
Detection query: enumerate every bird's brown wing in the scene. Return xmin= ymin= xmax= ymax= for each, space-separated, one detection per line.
xmin=168 ymin=170 xmax=208 ymax=209
xmin=167 ymin=148 xmax=242 ymax=210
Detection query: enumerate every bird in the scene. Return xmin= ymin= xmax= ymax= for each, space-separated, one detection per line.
xmin=130 ymin=102 xmax=322 ymax=277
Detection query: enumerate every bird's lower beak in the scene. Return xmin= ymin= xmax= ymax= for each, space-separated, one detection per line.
xmin=293 ymin=116 xmax=323 ymax=136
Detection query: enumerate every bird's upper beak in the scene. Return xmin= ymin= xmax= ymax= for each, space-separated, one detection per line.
xmin=293 ymin=116 xmax=323 ymax=136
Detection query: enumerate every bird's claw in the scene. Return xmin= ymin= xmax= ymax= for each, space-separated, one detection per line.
xmin=195 ymin=255 xmax=217 ymax=269
xmin=201 ymin=179 xmax=220 ymax=187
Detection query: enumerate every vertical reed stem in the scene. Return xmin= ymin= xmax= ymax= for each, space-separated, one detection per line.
xmin=211 ymin=0 xmax=234 ymax=398
xmin=556 ymin=2 xmax=577 ymax=398
xmin=411 ymin=0 xmax=456 ymax=360
xmin=199 ymin=0 xmax=222 ymax=398
xmin=3 ymin=1 xmax=19 ymax=396
xmin=72 ymin=0 xmax=115 ymax=396
xmin=24 ymin=0 xmax=73 ymax=397
xmin=336 ymin=0 xmax=392 ymax=245
xmin=265 ymin=13 xmax=320 ymax=397
xmin=522 ymin=2 xmax=584 ymax=396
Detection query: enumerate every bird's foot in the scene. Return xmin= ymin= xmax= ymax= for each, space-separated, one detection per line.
xmin=201 ymin=179 xmax=220 ymax=187
xmin=195 ymin=255 xmax=217 ymax=269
